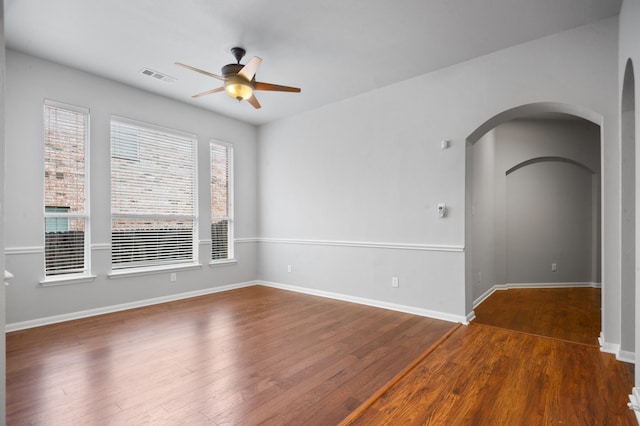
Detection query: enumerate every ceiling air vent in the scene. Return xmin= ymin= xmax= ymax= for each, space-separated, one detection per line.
xmin=139 ymin=67 xmax=176 ymax=83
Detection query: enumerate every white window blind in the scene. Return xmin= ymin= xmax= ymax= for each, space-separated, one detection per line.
xmin=111 ymin=117 xmax=197 ymax=270
xmin=210 ymin=141 xmax=233 ymax=261
xmin=43 ymin=101 xmax=89 ymax=277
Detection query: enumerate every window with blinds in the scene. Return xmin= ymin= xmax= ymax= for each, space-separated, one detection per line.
xmin=111 ymin=117 xmax=197 ymax=270
xmin=43 ymin=101 xmax=89 ymax=277
xmin=210 ymin=141 xmax=233 ymax=261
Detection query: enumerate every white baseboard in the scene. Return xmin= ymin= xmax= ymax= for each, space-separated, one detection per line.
xmin=599 ymin=333 xmax=622 ymax=357
xmin=629 ymin=387 xmax=640 ymax=424
xmin=465 ymin=310 xmax=476 ymax=323
xmin=618 ymin=349 xmax=636 ymax=364
xmin=6 ymin=280 xmax=258 ymax=332
xmin=260 ymin=281 xmax=469 ymax=324
xmin=473 ymin=282 xmax=602 ymax=308
xmin=502 ymin=282 xmax=601 ymax=289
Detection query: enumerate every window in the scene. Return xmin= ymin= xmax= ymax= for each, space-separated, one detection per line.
xmin=45 ymin=206 xmax=70 ymax=232
xmin=210 ymin=141 xmax=233 ymax=261
xmin=43 ymin=101 xmax=89 ymax=277
xmin=111 ymin=117 xmax=197 ymax=270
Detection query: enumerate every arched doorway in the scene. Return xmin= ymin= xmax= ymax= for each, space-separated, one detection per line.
xmin=465 ymin=102 xmax=603 ymax=342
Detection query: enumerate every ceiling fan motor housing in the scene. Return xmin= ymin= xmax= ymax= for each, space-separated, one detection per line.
xmin=221 ymin=63 xmax=244 ymax=78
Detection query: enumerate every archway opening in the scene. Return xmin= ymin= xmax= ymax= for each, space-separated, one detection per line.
xmin=465 ymin=103 xmax=602 ymax=344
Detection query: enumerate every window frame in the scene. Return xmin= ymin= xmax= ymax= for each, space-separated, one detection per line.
xmin=109 ymin=115 xmax=199 ymax=273
xmin=210 ymin=140 xmax=234 ymax=264
xmin=42 ymin=99 xmax=91 ymax=280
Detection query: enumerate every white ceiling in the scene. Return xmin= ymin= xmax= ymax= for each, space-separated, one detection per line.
xmin=5 ymin=0 xmax=621 ymax=126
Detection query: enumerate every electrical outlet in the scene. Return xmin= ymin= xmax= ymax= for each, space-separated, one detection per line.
xmin=287 ymin=265 xmax=292 ymax=273
xmin=170 ymin=273 xmax=177 ymax=282
xmin=392 ymin=277 xmax=399 ymax=288
xmin=551 ymin=263 xmax=557 ymax=272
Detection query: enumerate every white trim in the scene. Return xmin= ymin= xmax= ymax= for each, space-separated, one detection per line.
xmin=235 ymin=238 xmax=259 ymax=243
xmin=466 ymin=310 xmax=476 ymax=323
xmin=259 ymin=281 xmax=468 ymax=324
xmin=473 ymin=286 xmax=498 ymax=308
xmin=258 ymin=238 xmax=464 ymax=252
xmin=108 ymin=263 xmax=202 ymax=279
xmin=209 ymin=259 xmax=238 ymax=267
xmin=618 ymin=350 xmax=636 ymax=364
xmin=40 ymin=274 xmax=97 ymax=287
xmin=6 ymin=243 xmax=117 ymax=254
xmin=502 ymin=282 xmax=601 ymax=289
xmin=628 ymin=387 xmax=640 ymax=424
xmin=472 ymin=282 xmax=601 ymax=309
xmin=5 ymin=246 xmax=44 ymax=255
xmin=6 ymin=280 xmax=258 ymax=332
xmin=600 ymin=333 xmax=621 ymax=357
xmin=200 ymin=239 xmax=258 ymax=244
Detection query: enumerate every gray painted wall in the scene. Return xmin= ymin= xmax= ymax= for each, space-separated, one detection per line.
xmin=258 ymin=19 xmax=619 ymax=326
xmin=619 ymin=0 xmax=640 ymax=384
xmin=4 ymin=50 xmax=259 ymax=325
xmin=506 ymin=159 xmax=596 ymax=283
xmin=1 ymin=2 xmax=6 ymax=420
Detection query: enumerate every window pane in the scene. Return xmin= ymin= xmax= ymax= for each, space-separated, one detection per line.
xmin=45 ymin=217 xmax=85 ymax=275
xmin=112 ymin=218 xmax=194 ymax=268
xmin=44 ymin=105 xmax=86 ymax=214
xmin=210 ymin=143 xmax=229 ymax=218
xmin=112 ymin=120 xmax=195 ymax=216
xmin=111 ymin=118 xmax=197 ymax=269
xmin=210 ymin=142 xmax=232 ymax=260
xmin=43 ymin=102 xmax=88 ymax=277
xmin=211 ymin=219 xmax=228 ymax=260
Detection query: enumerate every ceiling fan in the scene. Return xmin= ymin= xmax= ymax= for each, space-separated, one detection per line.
xmin=175 ymin=47 xmax=301 ymax=109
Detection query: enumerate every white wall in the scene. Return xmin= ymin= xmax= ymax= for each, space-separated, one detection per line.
xmin=619 ymin=0 xmax=640 ymax=387
xmin=258 ymin=18 xmax=619 ymax=326
xmin=4 ymin=50 xmax=259 ymax=325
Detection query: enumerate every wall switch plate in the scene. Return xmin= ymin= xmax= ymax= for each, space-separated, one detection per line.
xmin=392 ymin=277 xmax=399 ymax=288
xmin=170 ymin=273 xmax=177 ymax=282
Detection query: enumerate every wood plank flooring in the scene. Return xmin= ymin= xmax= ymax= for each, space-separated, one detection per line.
xmin=7 ymin=285 xmax=635 ymax=425
xmin=473 ymin=287 xmax=601 ymax=345
xmin=6 ymin=285 xmax=455 ymax=425
xmin=347 ymin=323 xmax=636 ymax=425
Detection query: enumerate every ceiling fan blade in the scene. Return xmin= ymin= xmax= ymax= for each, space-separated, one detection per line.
xmin=247 ymin=94 xmax=262 ymax=109
xmin=175 ymin=62 xmax=226 ymax=81
xmin=254 ymin=81 xmax=301 ymax=93
xmin=192 ymin=87 xmax=225 ymax=98
xmin=238 ymin=57 xmax=262 ymax=81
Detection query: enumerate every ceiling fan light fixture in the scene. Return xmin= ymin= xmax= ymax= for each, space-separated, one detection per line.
xmin=224 ymin=76 xmax=253 ymax=101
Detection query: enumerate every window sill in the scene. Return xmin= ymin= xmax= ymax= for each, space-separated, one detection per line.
xmin=108 ymin=263 xmax=202 ymax=279
xmin=41 ymin=274 xmax=97 ymax=287
xmin=209 ymin=259 xmax=238 ymax=268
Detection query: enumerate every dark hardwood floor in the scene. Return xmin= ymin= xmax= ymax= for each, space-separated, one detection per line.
xmin=473 ymin=287 xmax=601 ymax=345
xmin=6 ymin=285 xmax=454 ymax=425
xmin=7 ymin=285 xmax=635 ymax=425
